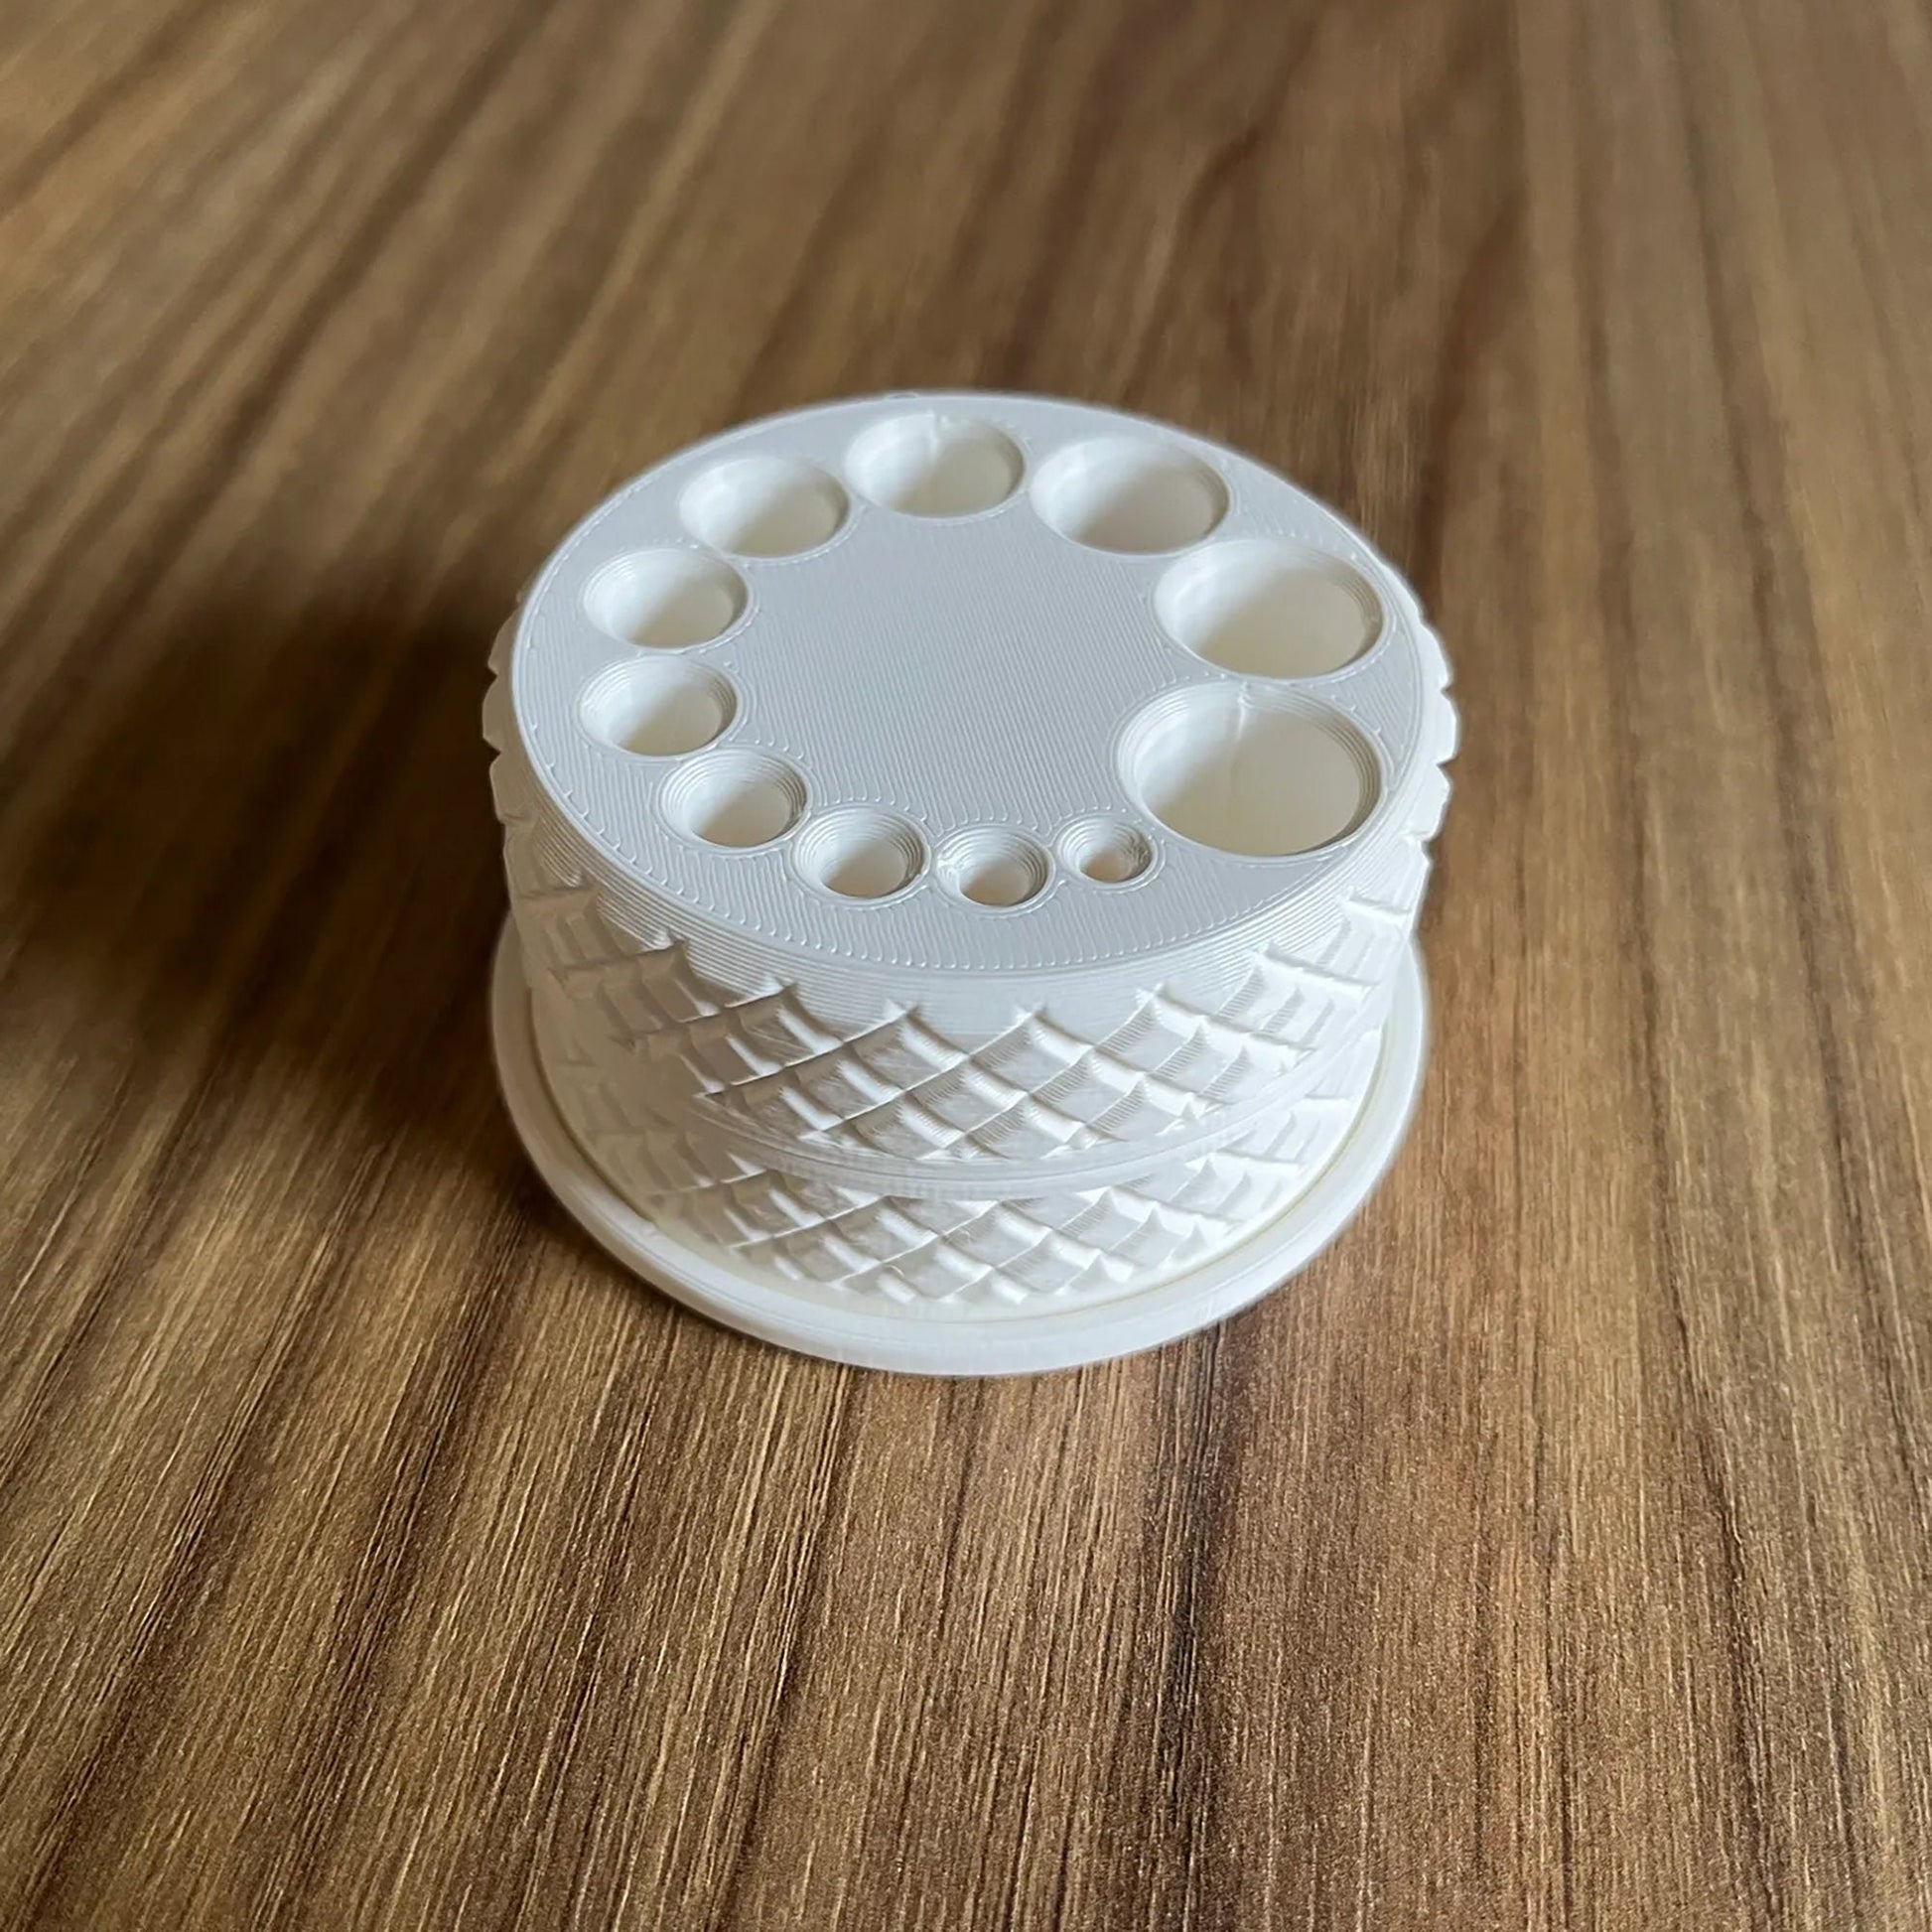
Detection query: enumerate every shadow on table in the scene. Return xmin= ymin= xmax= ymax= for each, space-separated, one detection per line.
xmin=1 ymin=563 xmax=531 ymax=1201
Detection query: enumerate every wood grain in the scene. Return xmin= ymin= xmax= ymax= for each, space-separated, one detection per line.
xmin=1 ymin=0 xmax=1928 ymax=1922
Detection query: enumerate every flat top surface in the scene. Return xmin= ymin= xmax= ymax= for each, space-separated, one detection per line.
xmin=513 ymin=392 xmax=1435 ymax=974
xmin=2 ymin=0 xmax=1930 ymax=1925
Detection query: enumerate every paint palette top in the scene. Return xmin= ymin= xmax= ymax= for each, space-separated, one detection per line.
xmin=507 ymin=392 xmax=1453 ymax=992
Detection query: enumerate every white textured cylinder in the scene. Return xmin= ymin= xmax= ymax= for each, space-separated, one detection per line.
xmin=486 ymin=392 xmax=1454 ymax=1370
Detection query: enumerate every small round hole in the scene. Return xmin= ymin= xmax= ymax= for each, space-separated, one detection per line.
xmin=1059 ymin=817 xmax=1152 ymax=884
xmin=581 ymin=660 xmax=736 ymax=757
xmin=1121 ymin=688 xmax=1376 ymax=857
xmin=662 ymin=751 xmax=807 ymax=848
xmin=937 ymin=828 xmax=1050 ymax=907
xmin=679 ymin=457 xmax=848 ymax=558
xmin=583 ymin=549 xmax=747 ymax=647
xmin=846 ymin=414 xmax=1023 ymax=517
xmin=1156 ymin=540 xmax=1382 ymax=677
xmin=795 ymin=809 xmax=926 ymax=900
xmin=1031 ymin=437 xmax=1227 ymax=553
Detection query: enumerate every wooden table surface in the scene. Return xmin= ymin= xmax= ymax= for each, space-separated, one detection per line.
xmin=3 ymin=0 xmax=1930 ymax=1923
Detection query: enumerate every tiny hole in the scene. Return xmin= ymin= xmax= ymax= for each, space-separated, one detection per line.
xmin=939 ymin=829 xmax=1050 ymax=907
xmin=1061 ymin=818 xmax=1153 ymax=884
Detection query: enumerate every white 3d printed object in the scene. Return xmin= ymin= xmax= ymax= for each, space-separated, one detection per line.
xmin=485 ymin=393 xmax=1455 ymax=1374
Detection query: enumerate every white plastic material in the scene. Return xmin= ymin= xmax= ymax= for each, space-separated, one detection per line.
xmin=491 ymin=922 xmax=1429 ymax=1375
xmin=485 ymin=392 xmax=1455 ymax=1373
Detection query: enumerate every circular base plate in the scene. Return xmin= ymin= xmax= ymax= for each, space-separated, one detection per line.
xmin=490 ymin=921 xmax=1429 ymax=1376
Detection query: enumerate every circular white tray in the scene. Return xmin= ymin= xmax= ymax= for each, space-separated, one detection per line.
xmin=498 ymin=393 xmax=1454 ymax=1038
xmin=491 ymin=920 xmax=1429 ymax=1375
